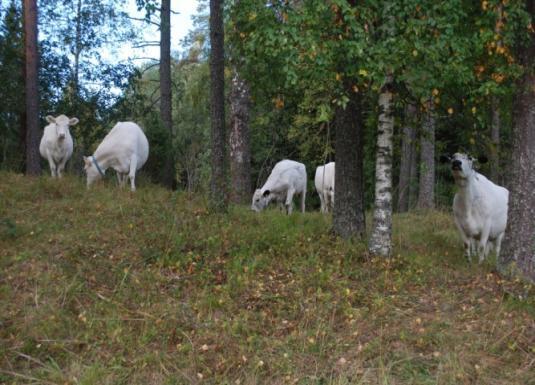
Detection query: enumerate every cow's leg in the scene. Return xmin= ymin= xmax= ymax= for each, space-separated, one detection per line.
xmin=318 ymin=191 xmax=326 ymax=213
xmin=285 ymin=188 xmax=295 ymax=215
xmin=494 ymin=232 xmax=505 ymax=258
xmin=56 ymin=158 xmax=67 ymax=178
xmin=128 ymin=155 xmax=138 ymax=192
xmin=300 ymin=188 xmax=306 ymax=213
xmin=454 ymin=217 xmax=472 ymax=263
xmin=117 ymin=172 xmax=127 ymax=188
xmin=478 ymin=221 xmax=492 ymax=264
xmin=46 ymin=150 xmax=57 ymax=177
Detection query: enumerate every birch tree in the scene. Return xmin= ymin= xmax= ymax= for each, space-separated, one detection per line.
xmin=369 ymin=77 xmax=394 ymax=257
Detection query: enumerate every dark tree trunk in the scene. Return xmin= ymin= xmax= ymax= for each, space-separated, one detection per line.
xmin=499 ymin=0 xmax=535 ymax=281
xmin=23 ymin=0 xmax=40 ymax=175
xmin=490 ymin=96 xmax=501 ymax=183
xmin=333 ymin=88 xmax=366 ymax=239
xmin=397 ymin=103 xmax=417 ymax=212
xmin=209 ymin=0 xmax=228 ymax=211
xmin=160 ymin=0 xmax=174 ymax=189
xmin=369 ymin=77 xmax=394 ymax=257
xmin=229 ymin=69 xmax=252 ymax=204
xmin=417 ymin=99 xmax=435 ymax=209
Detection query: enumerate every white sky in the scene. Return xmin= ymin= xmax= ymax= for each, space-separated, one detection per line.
xmin=117 ymin=0 xmax=200 ymax=63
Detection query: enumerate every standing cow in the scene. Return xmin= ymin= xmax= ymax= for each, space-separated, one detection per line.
xmin=441 ymin=153 xmax=509 ymax=263
xmin=83 ymin=122 xmax=149 ymax=191
xmin=315 ymin=162 xmax=335 ymax=213
xmin=251 ymin=159 xmax=307 ymax=214
xmin=39 ymin=114 xmax=77 ymax=178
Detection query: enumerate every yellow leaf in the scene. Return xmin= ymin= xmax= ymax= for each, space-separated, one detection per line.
xmin=358 ymin=69 xmax=368 ymax=77
xmin=447 ymin=107 xmax=454 ymax=115
xmin=432 ymin=88 xmax=439 ymax=96
xmin=412 ymin=49 xmax=418 ymax=57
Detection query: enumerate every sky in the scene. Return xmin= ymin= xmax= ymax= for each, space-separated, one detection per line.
xmin=118 ymin=0 xmax=201 ymax=63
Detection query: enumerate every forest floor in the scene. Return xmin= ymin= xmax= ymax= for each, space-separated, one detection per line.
xmin=1 ymin=172 xmax=534 ymax=385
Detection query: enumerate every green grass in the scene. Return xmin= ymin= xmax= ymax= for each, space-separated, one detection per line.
xmin=1 ymin=172 xmax=533 ymax=385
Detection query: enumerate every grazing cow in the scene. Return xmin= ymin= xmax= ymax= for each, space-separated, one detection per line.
xmin=39 ymin=115 xmax=77 ymax=178
xmin=251 ymin=159 xmax=307 ymax=214
xmin=441 ymin=152 xmax=509 ymax=263
xmin=314 ymin=162 xmax=335 ymax=213
xmin=83 ymin=122 xmax=149 ymax=191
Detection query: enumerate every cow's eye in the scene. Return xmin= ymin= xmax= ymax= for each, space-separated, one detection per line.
xmin=255 ymin=199 xmax=259 ymax=202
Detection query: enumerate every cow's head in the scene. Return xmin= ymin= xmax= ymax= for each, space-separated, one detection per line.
xmin=440 ymin=152 xmax=488 ymax=180
xmin=46 ymin=115 xmax=78 ymax=141
xmin=83 ymin=156 xmax=104 ymax=187
xmin=251 ymin=189 xmax=271 ymax=212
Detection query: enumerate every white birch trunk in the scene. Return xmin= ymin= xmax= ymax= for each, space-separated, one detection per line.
xmin=369 ymin=78 xmax=394 ymax=257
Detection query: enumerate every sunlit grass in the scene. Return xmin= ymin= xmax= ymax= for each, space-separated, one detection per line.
xmin=0 ymin=171 xmax=533 ymax=384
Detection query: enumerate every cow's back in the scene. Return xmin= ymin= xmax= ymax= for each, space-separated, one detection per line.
xmin=97 ymin=122 xmax=149 ymax=169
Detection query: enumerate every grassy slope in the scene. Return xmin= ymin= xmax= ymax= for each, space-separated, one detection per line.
xmin=0 ymin=172 xmax=533 ymax=385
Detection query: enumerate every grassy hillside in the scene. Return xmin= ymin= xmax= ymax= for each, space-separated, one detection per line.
xmin=1 ymin=172 xmax=533 ymax=385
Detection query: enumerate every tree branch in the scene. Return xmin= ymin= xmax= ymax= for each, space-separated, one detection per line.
xmin=126 ymin=15 xmax=160 ymax=27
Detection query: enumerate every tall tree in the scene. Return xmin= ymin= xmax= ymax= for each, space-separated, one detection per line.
xmin=369 ymin=77 xmax=394 ymax=256
xmin=499 ymin=0 xmax=535 ymax=281
xmin=489 ymin=96 xmax=501 ymax=183
xmin=23 ymin=0 xmax=39 ymax=175
xmin=332 ymin=87 xmax=366 ymax=240
xmin=229 ymin=68 xmax=252 ymax=204
xmin=209 ymin=0 xmax=227 ymax=211
xmin=397 ymin=103 xmax=417 ymax=212
xmin=417 ymin=100 xmax=435 ymax=209
xmin=160 ymin=0 xmax=174 ymax=188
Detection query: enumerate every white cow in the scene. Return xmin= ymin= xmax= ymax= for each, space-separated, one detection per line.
xmin=443 ymin=153 xmax=509 ymax=263
xmin=39 ymin=114 xmax=77 ymax=178
xmin=83 ymin=122 xmax=149 ymax=191
xmin=251 ymin=159 xmax=307 ymax=214
xmin=314 ymin=162 xmax=335 ymax=213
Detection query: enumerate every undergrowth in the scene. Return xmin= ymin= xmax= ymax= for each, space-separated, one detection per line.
xmin=0 ymin=172 xmax=533 ymax=385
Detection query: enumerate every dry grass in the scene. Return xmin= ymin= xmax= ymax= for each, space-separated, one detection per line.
xmin=0 ymin=172 xmax=533 ymax=384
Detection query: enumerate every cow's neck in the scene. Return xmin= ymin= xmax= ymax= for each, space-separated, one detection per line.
xmin=454 ymin=172 xmax=477 ymax=211
xmin=92 ymin=151 xmax=111 ymax=172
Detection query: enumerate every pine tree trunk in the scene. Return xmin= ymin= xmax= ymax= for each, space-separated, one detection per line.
xmin=417 ymin=100 xmax=435 ymax=209
xmin=369 ymin=78 xmax=394 ymax=257
xmin=209 ymin=0 xmax=228 ymax=211
xmin=490 ymin=97 xmax=501 ymax=183
xmin=229 ymin=69 xmax=252 ymax=204
xmin=397 ymin=103 xmax=416 ymax=212
xmin=499 ymin=0 xmax=535 ymax=281
xmin=332 ymin=87 xmax=366 ymax=239
xmin=23 ymin=0 xmax=40 ymax=176
xmin=160 ymin=0 xmax=174 ymax=189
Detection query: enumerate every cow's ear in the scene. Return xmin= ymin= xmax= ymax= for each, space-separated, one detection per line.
xmin=46 ymin=115 xmax=55 ymax=124
xmin=477 ymin=155 xmax=488 ymax=164
xmin=262 ymin=190 xmax=270 ymax=197
xmin=439 ymin=155 xmax=451 ymax=163
xmin=69 ymin=117 xmax=79 ymax=126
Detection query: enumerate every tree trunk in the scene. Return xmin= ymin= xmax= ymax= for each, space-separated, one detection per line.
xmin=490 ymin=96 xmax=501 ymax=183
xmin=397 ymin=103 xmax=417 ymax=212
xmin=23 ymin=0 xmax=40 ymax=176
xmin=369 ymin=77 xmax=394 ymax=257
xmin=499 ymin=0 xmax=535 ymax=281
xmin=209 ymin=0 xmax=228 ymax=211
xmin=417 ymin=99 xmax=435 ymax=209
xmin=332 ymin=87 xmax=366 ymax=239
xmin=229 ymin=68 xmax=252 ymax=204
xmin=160 ymin=0 xmax=174 ymax=189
